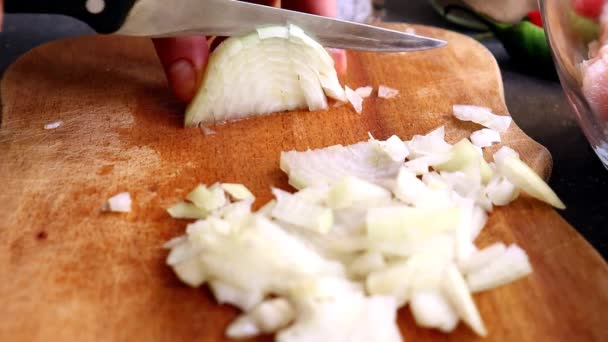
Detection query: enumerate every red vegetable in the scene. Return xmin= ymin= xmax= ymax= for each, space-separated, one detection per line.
xmin=527 ymin=10 xmax=543 ymax=27
xmin=572 ymin=0 xmax=604 ymax=19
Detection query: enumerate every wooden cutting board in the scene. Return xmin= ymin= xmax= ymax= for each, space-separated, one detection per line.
xmin=1 ymin=24 xmax=607 ymax=341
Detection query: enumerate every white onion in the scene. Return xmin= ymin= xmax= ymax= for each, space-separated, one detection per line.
xmin=470 ymin=128 xmax=501 ymax=148
xmin=355 ymin=86 xmax=373 ymax=98
xmin=209 ymin=280 xmax=264 ymax=311
xmin=105 ymin=192 xmax=131 ymax=213
xmin=410 ymin=290 xmax=459 ymax=332
xmin=221 ymin=183 xmax=255 ymax=201
xmin=461 ymin=243 xmax=507 ymax=274
xmin=186 ymin=183 xmax=227 ymax=211
xmin=378 ymin=85 xmax=399 ymax=99
xmin=44 ymin=120 xmax=63 ymax=130
xmin=226 ymin=315 xmax=260 ymax=339
xmin=249 ymin=298 xmax=296 ymax=333
xmin=496 ymin=155 xmax=565 ymax=209
xmin=327 ymin=176 xmax=391 ymax=209
xmin=185 ymin=25 xmax=345 ymax=126
xmin=369 ymin=133 xmax=410 ymax=162
xmin=345 ymin=86 xmax=364 ymax=114
xmin=484 ymin=174 xmax=519 ymax=206
xmin=271 ymin=188 xmax=334 ymax=234
xmin=161 ymin=122 xmax=557 ymax=339
xmin=280 ymin=138 xmax=402 ymax=189
xmin=442 ymin=265 xmax=487 ymax=336
xmin=407 ymin=126 xmax=452 ymax=161
xmin=366 ymin=206 xmax=461 ymax=240
xmin=466 ymin=244 xmax=532 ymax=293
xmin=453 ymin=105 xmax=512 ymax=132
xmin=348 ymin=251 xmax=386 ymax=278
xmin=167 ymin=201 xmax=208 ymax=219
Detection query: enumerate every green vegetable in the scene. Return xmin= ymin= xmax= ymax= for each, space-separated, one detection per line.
xmin=444 ymin=5 xmax=556 ymax=78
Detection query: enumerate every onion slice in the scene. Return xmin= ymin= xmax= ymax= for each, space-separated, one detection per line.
xmin=185 ymin=24 xmax=346 ymax=126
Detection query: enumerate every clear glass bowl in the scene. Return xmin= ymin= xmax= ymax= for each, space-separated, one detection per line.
xmin=540 ymin=0 xmax=608 ymax=169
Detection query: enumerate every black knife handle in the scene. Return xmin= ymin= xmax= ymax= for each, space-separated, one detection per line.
xmin=5 ymin=0 xmax=138 ymax=34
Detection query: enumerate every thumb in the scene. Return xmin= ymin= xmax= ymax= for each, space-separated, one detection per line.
xmin=153 ymin=36 xmax=209 ymax=102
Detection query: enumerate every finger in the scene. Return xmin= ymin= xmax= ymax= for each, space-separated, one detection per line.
xmin=327 ymin=48 xmax=347 ymax=75
xmin=153 ymin=36 xmax=209 ymax=102
xmin=0 ymin=0 xmax=4 ymax=31
xmin=281 ymin=0 xmax=337 ymax=17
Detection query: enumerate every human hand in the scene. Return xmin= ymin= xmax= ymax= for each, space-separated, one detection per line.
xmin=153 ymin=0 xmax=346 ymax=103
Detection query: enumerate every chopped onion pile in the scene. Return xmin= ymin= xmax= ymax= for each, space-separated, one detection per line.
xmin=164 ymin=118 xmax=565 ymax=340
xmin=104 ymin=192 xmax=131 ymax=213
xmin=185 ymin=25 xmax=346 ymax=127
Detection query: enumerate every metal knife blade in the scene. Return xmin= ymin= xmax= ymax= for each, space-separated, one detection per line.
xmin=116 ymin=0 xmax=446 ymax=52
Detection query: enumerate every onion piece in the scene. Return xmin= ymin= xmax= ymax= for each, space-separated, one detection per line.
xmin=366 ymin=206 xmax=461 ymax=240
xmin=345 ymin=86 xmax=363 ymax=114
xmin=366 ymin=260 xmax=411 ymax=306
xmin=186 ymin=183 xmax=227 ymax=211
xmin=167 ymin=201 xmax=208 ymax=219
xmin=355 ymin=86 xmax=373 ymax=98
xmin=369 ymin=133 xmax=410 ymax=162
xmin=442 ymin=265 xmax=487 ymax=336
xmin=466 ymin=244 xmax=532 ymax=293
xmin=393 ymin=167 xmax=452 ymax=208
xmin=271 ymin=188 xmax=334 ymax=234
xmin=44 ymin=120 xmax=63 ymax=130
xmin=226 ymin=314 xmax=260 ymax=339
xmin=378 ymin=85 xmax=399 ymax=99
xmin=495 ymin=155 xmax=566 ymax=209
xmin=280 ymin=139 xmax=402 ymax=189
xmin=278 ymin=284 xmax=401 ymax=342
xmin=461 ymin=243 xmax=507 ymax=274
xmin=348 ymin=251 xmax=386 ymax=278
xmin=436 ymin=138 xmax=493 ymax=184
xmin=105 ymin=192 xmax=132 ymax=213
xmin=249 ymin=298 xmax=295 ymax=333
xmin=209 ymin=280 xmax=264 ymax=311
xmin=452 ymin=105 xmax=512 ymax=132
xmin=470 ymin=128 xmax=501 ymax=148
xmin=327 ymin=176 xmax=392 ymax=209
xmin=173 ymin=256 xmax=206 ymax=287
xmin=484 ymin=174 xmax=519 ymax=206
xmin=221 ymin=183 xmax=255 ymax=201
xmin=407 ymin=126 xmax=452 ymax=161
xmin=410 ymin=290 xmax=459 ymax=332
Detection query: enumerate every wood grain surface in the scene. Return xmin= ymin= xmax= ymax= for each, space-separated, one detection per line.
xmin=1 ymin=24 xmax=606 ymax=341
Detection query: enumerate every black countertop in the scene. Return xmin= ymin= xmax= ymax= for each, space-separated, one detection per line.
xmin=0 ymin=0 xmax=606 ymax=258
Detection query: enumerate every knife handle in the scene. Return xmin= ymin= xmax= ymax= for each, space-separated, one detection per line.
xmin=4 ymin=0 xmax=137 ymax=34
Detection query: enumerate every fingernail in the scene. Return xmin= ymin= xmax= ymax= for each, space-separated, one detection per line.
xmin=168 ymin=59 xmax=196 ymax=102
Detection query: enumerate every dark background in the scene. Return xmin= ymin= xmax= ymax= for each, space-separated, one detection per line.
xmin=0 ymin=0 xmax=605 ymax=258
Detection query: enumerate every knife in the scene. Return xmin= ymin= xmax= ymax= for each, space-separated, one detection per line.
xmin=5 ymin=0 xmax=446 ymax=52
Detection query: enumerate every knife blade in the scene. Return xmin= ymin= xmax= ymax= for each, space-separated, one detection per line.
xmin=118 ymin=0 xmax=446 ymax=52
xmin=5 ymin=0 xmax=446 ymax=52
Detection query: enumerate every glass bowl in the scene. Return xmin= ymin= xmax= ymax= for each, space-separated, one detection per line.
xmin=540 ymin=0 xmax=608 ymax=169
